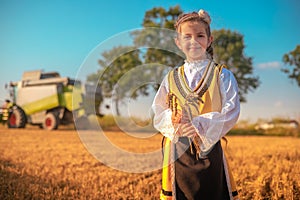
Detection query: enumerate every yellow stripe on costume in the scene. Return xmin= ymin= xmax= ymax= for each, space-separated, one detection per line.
xmin=160 ymin=137 xmax=173 ymax=200
xmin=221 ymin=137 xmax=240 ymax=199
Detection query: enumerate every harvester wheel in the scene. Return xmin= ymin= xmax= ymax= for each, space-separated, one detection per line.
xmin=43 ymin=112 xmax=59 ymax=130
xmin=8 ymin=106 xmax=26 ymax=128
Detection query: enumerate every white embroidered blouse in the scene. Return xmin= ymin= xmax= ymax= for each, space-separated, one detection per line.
xmin=152 ymin=59 xmax=240 ymax=155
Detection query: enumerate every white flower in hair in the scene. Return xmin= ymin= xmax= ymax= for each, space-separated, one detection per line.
xmin=198 ymin=9 xmax=211 ymax=25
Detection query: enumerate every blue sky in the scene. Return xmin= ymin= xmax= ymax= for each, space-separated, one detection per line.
xmin=0 ymin=0 xmax=299 ymax=123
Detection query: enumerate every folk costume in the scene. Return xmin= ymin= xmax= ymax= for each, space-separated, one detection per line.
xmin=152 ymin=59 xmax=240 ymax=200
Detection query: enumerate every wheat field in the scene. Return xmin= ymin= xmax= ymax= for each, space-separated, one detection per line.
xmin=0 ymin=126 xmax=299 ymax=199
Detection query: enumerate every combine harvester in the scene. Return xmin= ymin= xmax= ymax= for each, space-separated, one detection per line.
xmin=0 ymin=70 xmax=102 ymax=130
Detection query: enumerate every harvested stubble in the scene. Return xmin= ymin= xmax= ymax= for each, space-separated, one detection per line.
xmin=0 ymin=126 xmax=299 ymax=199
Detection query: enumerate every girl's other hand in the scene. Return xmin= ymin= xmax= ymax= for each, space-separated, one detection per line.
xmin=177 ymin=123 xmax=196 ymax=138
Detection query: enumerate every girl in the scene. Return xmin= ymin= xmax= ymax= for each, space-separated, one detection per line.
xmin=152 ymin=9 xmax=240 ymax=200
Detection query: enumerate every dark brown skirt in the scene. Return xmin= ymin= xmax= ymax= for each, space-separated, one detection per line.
xmin=174 ymin=137 xmax=230 ymax=200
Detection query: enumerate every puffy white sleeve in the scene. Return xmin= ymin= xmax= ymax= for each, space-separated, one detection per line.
xmin=151 ymin=75 xmax=179 ymax=143
xmin=192 ymin=68 xmax=240 ymax=155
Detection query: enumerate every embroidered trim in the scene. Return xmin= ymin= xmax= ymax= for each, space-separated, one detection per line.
xmin=172 ymin=61 xmax=218 ymax=100
xmin=194 ymin=61 xmax=216 ymax=96
xmin=192 ymin=60 xmax=212 ymax=92
xmin=173 ymin=67 xmax=188 ymax=98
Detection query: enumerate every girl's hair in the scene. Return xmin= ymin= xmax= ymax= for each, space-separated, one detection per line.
xmin=174 ymin=9 xmax=213 ymax=59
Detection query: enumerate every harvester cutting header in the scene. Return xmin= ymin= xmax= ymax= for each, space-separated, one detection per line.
xmin=0 ymin=70 xmax=102 ymax=130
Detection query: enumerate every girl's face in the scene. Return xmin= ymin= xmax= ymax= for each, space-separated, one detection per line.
xmin=175 ymin=21 xmax=213 ymax=62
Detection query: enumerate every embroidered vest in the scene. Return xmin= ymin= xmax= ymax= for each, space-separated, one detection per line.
xmin=167 ymin=60 xmax=224 ymax=122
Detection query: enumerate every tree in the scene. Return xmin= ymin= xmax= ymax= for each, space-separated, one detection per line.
xmin=282 ymin=45 xmax=300 ymax=86
xmin=212 ymin=29 xmax=260 ymax=102
xmin=131 ymin=5 xmax=184 ymax=91
xmin=88 ymin=5 xmax=260 ymax=114
xmin=87 ymin=46 xmax=142 ymax=115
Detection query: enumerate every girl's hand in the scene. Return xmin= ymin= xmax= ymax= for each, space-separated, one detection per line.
xmin=176 ymin=123 xmax=196 ymax=138
xmin=171 ymin=109 xmax=182 ymax=124
xmin=171 ymin=108 xmax=191 ymax=124
xmin=172 ymin=109 xmax=196 ymax=137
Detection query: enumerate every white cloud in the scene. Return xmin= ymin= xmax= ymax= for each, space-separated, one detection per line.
xmin=257 ymin=61 xmax=282 ymax=69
